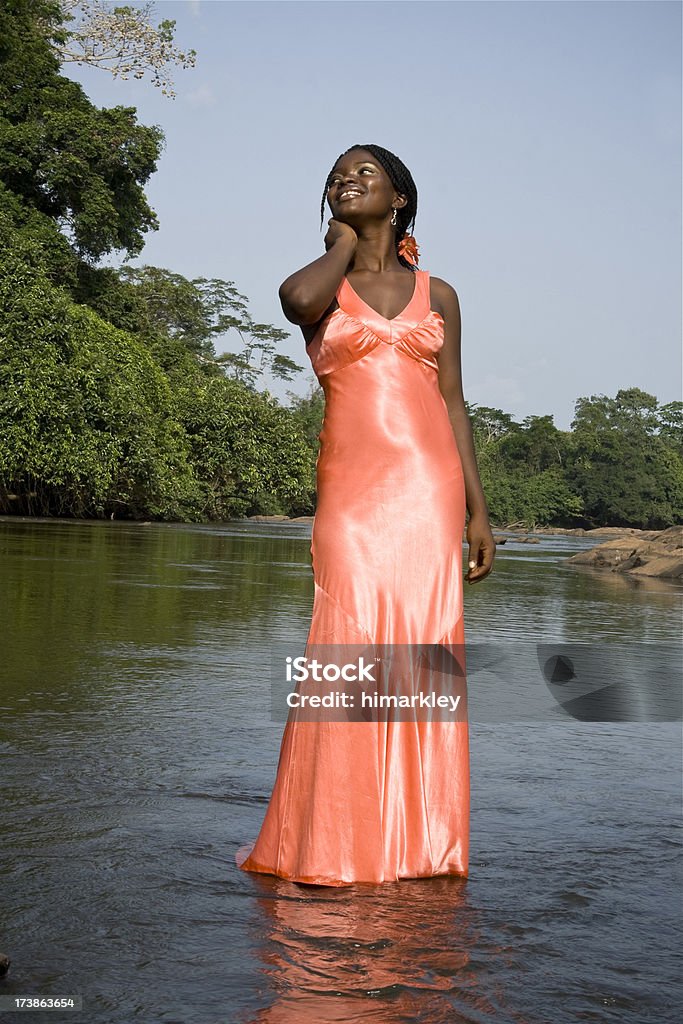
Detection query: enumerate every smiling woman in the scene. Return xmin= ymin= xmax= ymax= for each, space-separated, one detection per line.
xmin=235 ymin=143 xmax=495 ymax=887
xmin=324 ymin=146 xmax=420 ymax=279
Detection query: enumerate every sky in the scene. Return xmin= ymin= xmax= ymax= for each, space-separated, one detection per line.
xmin=65 ymin=0 xmax=682 ymax=430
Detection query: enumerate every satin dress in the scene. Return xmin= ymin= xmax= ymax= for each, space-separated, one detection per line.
xmin=235 ymin=269 xmax=469 ymax=885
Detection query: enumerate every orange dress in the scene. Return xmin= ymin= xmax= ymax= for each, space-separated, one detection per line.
xmin=235 ymin=269 xmax=469 ymax=885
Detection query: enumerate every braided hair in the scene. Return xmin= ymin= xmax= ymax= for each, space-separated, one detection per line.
xmin=320 ymin=144 xmax=419 ymax=272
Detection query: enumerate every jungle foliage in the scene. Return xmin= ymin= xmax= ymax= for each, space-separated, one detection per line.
xmin=0 ymin=0 xmax=312 ymax=520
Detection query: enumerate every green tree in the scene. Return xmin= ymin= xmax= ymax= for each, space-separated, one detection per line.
xmin=0 ymin=229 xmax=200 ymax=519
xmin=110 ymin=266 xmax=305 ymax=387
xmin=173 ymin=375 xmax=315 ymax=518
xmin=658 ymin=401 xmax=683 ymax=450
xmin=467 ymin=404 xmax=516 ymax=446
xmin=499 ymin=414 xmax=569 ymax=473
xmin=0 ymin=0 xmax=163 ymax=260
xmin=0 ymin=0 xmax=313 ymax=522
xmin=288 ymin=380 xmax=325 ymax=450
xmin=568 ymin=389 xmax=683 ymax=528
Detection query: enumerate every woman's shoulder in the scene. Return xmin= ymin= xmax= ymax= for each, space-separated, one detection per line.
xmin=424 ymin=273 xmax=461 ymax=320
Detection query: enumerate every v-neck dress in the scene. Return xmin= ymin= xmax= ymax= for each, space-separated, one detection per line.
xmin=235 ymin=269 xmax=469 ymax=885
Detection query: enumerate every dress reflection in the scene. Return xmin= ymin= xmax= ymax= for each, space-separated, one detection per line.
xmin=239 ymin=874 xmax=483 ymax=1024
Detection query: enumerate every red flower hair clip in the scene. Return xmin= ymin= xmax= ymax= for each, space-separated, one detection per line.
xmin=397 ymin=233 xmax=420 ymax=267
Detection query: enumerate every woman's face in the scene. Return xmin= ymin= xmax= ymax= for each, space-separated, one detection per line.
xmin=326 ymin=149 xmax=405 ymax=225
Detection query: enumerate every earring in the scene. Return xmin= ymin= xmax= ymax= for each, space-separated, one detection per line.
xmin=390 ymin=207 xmax=397 ymax=227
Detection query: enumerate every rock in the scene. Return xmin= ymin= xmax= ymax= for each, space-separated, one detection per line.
xmin=629 ymin=554 xmax=683 ymax=580
xmin=648 ymin=525 xmax=683 ymax=551
xmin=531 ymin=526 xmax=588 ymax=535
xmin=567 ymin=526 xmax=683 ymax=580
xmin=247 ymin=514 xmax=290 ymax=522
xmin=583 ymin=526 xmax=663 ymax=539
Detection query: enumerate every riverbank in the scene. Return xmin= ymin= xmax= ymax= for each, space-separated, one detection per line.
xmin=245 ymin=515 xmax=675 ymax=539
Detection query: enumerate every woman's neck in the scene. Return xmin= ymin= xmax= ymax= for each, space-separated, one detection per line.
xmin=349 ymin=225 xmax=403 ymax=274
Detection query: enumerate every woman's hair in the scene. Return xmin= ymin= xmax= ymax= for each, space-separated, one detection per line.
xmin=320 ymin=143 xmax=419 ymax=271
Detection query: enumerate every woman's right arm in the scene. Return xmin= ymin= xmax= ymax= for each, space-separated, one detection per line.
xmin=279 ymin=220 xmax=357 ymax=326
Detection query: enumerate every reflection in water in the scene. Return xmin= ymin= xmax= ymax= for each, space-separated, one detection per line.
xmin=240 ymin=875 xmax=526 ymax=1024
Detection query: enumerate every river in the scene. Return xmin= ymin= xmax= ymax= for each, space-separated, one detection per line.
xmin=1 ymin=518 xmax=680 ymax=1023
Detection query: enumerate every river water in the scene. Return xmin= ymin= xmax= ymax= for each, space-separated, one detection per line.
xmin=0 ymin=518 xmax=680 ymax=1023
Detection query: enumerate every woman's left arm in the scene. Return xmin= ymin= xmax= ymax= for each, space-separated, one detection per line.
xmin=432 ymin=277 xmax=496 ymax=584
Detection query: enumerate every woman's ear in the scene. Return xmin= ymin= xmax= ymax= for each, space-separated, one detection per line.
xmin=393 ymin=193 xmax=408 ymax=210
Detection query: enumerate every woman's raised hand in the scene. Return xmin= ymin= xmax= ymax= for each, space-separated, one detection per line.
xmin=324 ymin=218 xmax=358 ymax=253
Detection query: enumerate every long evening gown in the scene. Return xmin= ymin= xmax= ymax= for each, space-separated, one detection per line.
xmin=235 ymin=268 xmax=469 ymax=886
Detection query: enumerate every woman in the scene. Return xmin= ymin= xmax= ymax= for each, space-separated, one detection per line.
xmin=236 ymin=143 xmax=495 ymax=886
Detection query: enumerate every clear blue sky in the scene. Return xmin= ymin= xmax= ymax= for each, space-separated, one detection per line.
xmin=67 ymin=0 xmax=682 ymax=430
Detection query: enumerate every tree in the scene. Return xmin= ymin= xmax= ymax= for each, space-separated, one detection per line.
xmin=467 ymin=405 xmax=517 ymax=446
xmin=0 ymin=0 xmax=163 ymax=260
xmin=0 ymin=225 xmax=201 ymax=519
xmin=55 ymin=0 xmax=196 ymax=98
xmin=0 ymin=1 xmax=314 ymax=522
xmin=657 ymin=401 xmax=683 ymax=451
xmin=0 ymin=214 xmax=314 ymax=520
xmin=173 ymin=376 xmax=315 ymax=518
xmin=499 ymin=415 xmax=569 ymax=474
xmin=568 ymin=389 xmax=683 ymax=528
xmin=112 ymin=266 xmax=305 ymax=387
xmin=288 ymin=380 xmax=325 ymax=450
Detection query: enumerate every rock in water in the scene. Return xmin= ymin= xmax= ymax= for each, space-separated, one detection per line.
xmin=567 ymin=526 xmax=683 ymax=580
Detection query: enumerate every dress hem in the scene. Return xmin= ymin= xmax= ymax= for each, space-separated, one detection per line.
xmin=235 ymin=845 xmax=468 ymax=888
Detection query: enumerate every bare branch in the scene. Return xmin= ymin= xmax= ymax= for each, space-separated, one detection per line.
xmin=54 ymin=1 xmax=196 ymax=98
